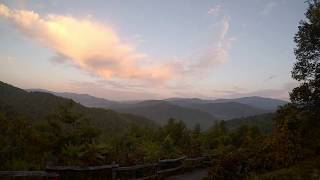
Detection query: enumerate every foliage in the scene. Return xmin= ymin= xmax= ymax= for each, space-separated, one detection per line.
xmin=225 ymin=113 xmax=275 ymax=134
xmin=251 ymin=156 xmax=320 ymax=180
xmin=207 ymin=1 xmax=320 ymax=179
xmin=0 ymin=113 xmax=44 ymax=170
xmin=1 ymin=100 xmax=266 ymax=170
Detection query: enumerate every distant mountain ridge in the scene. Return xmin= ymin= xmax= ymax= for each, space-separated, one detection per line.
xmin=27 ymin=90 xmax=219 ymax=128
xmin=180 ymin=102 xmax=270 ymax=120
xmin=166 ymin=96 xmax=287 ymax=111
xmin=210 ymin=96 xmax=287 ymax=111
xmin=26 ymin=89 xmax=288 ymax=129
xmin=28 ymin=89 xmax=119 ymax=108
xmin=113 ymin=100 xmax=218 ymax=128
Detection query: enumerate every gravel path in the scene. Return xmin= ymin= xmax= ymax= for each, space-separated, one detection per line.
xmin=166 ymin=169 xmax=209 ymax=180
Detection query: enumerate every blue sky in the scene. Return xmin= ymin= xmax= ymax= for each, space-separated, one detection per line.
xmin=0 ymin=0 xmax=306 ymax=100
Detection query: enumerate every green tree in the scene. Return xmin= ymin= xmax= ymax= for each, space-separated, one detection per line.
xmin=271 ymin=105 xmax=303 ymax=167
xmin=189 ymin=123 xmax=202 ymax=157
xmin=161 ymin=118 xmax=191 ymax=155
xmin=161 ymin=134 xmax=179 ymax=158
xmin=230 ymin=125 xmax=261 ymax=148
xmin=37 ymin=102 xmax=101 ymax=165
xmin=289 ymin=0 xmax=320 ymax=157
xmin=0 ymin=113 xmax=44 ymax=170
xmin=291 ymin=0 xmax=320 ymax=108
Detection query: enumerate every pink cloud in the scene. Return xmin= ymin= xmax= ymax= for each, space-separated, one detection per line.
xmin=0 ymin=3 xmax=173 ymax=84
xmin=0 ymin=3 xmax=234 ymax=92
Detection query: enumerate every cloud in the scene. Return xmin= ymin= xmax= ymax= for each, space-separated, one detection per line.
xmin=0 ymin=3 xmax=234 ymax=91
xmin=260 ymin=1 xmax=277 ymax=16
xmin=208 ymin=5 xmax=222 ymax=16
xmin=0 ymin=3 xmax=173 ymax=84
xmin=185 ymin=18 xmax=234 ymax=73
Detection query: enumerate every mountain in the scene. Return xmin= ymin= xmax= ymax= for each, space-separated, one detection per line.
xmin=166 ymin=98 xmax=270 ymax=120
xmin=183 ymin=102 xmax=269 ymax=120
xmin=27 ymin=89 xmax=119 ymax=108
xmin=52 ymin=92 xmax=119 ymax=108
xmin=114 ymin=100 xmax=218 ymax=129
xmin=166 ymin=96 xmax=287 ymax=111
xmin=25 ymin=91 xmax=218 ymax=129
xmin=29 ymin=90 xmax=287 ymax=113
xmin=165 ymin=96 xmax=287 ymax=119
xmin=26 ymin=89 xmax=285 ymax=127
xmin=211 ymin=96 xmax=288 ymax=111
xmin=165 ymin=97 xmax=213 ymax=104
xmin=225 ymin=113 xmax=275 ymax=133
xmin=1 ymin=81 xmax=155 ymax=135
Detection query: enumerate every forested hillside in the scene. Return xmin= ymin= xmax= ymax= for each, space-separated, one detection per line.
xmin=0 ymin=81 xmax=155 ymax=135
xmin=225 ymin=113 xmax=274 ymax=133
xmin=181 ymin=102 xmax=269 ymax=120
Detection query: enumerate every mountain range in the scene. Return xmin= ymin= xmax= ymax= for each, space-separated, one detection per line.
xmin=28 ymin=88 xmax=287 ymax=129
xmin=0 ymin=82 xmax=155 ymax=135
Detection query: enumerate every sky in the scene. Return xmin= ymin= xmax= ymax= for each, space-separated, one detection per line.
xmin=0 ymin=0 xmax=307 ymax=100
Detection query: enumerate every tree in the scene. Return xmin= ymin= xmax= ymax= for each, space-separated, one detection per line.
xmin=161 ymin=118 xmax=191 ymax=154
xmin=161 ymin=135 xmax=179 ymax=159
xmin=271 ymin=105 xmax=304 ymax=167
xmin=189 ymin=124 xmax=202 ymax=157
xmin=0 ymin=113 xmax=44 ymax=170
xmin=230 ymin=125 xmax=261 ymax=148
xmin=208 ymin=150 xmax=249 ymax=180
xmin=37 ymin=102 xmax=101 ymax=165
xmin=203 ymin=121 xmax=233 ymax=157
xmin=291 ymin=0 xmax=320 ymax=108
xmin=289 ymin=0 xmax=320 ymax=156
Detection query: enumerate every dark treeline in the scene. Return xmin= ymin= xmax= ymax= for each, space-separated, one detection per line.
xmin=0 ymin=100 xmax=265 ymax=170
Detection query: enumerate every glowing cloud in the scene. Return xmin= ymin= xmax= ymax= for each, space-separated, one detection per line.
xmin=0 ymin=4 xmax=173 ymax=83
xmin=0 ymin=3 xmax=234 ymax=89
